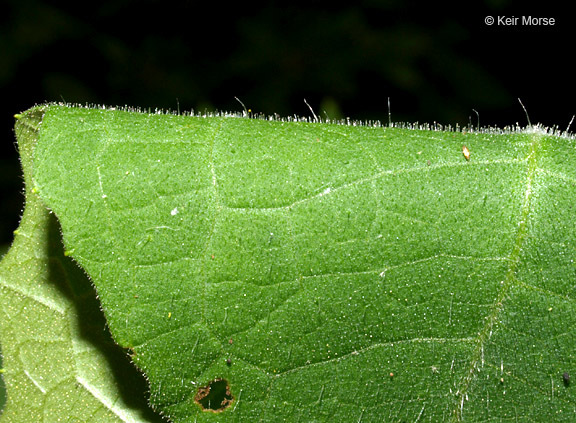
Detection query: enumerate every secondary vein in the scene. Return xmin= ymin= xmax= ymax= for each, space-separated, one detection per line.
xmin=452 ymin=131 xmax=541 ymax=421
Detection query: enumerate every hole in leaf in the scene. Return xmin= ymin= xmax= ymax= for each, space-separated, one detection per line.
xmin=195 ymin=378 xmax=234 ymax=412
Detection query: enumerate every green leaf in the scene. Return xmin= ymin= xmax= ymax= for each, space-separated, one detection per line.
xmin=0 ymin=108 xmax=164 ymax=422
xmin=3 ymin=104 xmax=576 ymax=421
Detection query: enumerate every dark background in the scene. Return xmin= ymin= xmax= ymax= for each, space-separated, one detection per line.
xmin=0 ymin=0 xmax=573 ymax=248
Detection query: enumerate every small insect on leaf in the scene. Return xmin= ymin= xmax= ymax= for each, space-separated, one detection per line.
xmin=462 ymin=145 xmax=470 ymax=161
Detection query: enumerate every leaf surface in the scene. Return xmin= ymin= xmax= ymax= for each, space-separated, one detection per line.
xmin=4 ymin=104 xmax=576 ymax=421
xmin=0 ymin=108 xmax=164 ymax=422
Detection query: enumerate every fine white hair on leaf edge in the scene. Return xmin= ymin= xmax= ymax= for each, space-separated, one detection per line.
xmin=23 ymin=101 xmax=576 ymax=140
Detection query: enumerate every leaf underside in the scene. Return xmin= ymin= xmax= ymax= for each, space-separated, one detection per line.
xmin=3 ymin=104 xmax=576 ymax=422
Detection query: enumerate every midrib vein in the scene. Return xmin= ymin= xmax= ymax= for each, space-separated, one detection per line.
xmin=452 ymin=132 xmax=541 ymax=421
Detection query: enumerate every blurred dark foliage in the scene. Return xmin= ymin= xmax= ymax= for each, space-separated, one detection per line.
xmin=0 ymin=0 xmax=573 ymax=246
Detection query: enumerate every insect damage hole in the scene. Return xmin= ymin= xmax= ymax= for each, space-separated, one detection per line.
xmin=195 ymin=378 xmax=234 ymax=412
